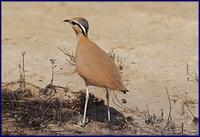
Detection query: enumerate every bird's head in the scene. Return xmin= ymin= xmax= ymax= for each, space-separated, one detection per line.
xmin=64 ymin=17 xmax=89 ymax=37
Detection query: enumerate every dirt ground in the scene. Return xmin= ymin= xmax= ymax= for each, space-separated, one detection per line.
xmin=2 ymin=2 xmax=199 ymax=135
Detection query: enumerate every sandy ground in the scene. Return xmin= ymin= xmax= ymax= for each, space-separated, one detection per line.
xmin=2 ymin=2 xmax=199 ymax=135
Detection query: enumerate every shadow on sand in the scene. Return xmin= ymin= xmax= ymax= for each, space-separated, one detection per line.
xmin=79 ymin=92 xmax=125 ymax=126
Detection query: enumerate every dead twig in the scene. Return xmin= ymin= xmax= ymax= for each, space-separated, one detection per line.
xmin=186 ymin=103 xmax=198 ymax=125
xmin=58 ymin=47 xmax=75 ymax=66
xmin=49 ymin=59 xmax=56 ymax=85
xmin=112 ymin=90 xmax=136 ymax=113
xmin=186 ymin=64 xmax=198 ymax=83
xmin=109 ymin=49 xmax=125 ymax=71
xmin=18 ymin=51 xmax=27 ymax=92
xmin=181 ymin=123 xmax=184 ymax=135
xmin=164 ymin=87 xmax=172 ymax=130
xmin=181 ymin=91 xmax=198 ymax=125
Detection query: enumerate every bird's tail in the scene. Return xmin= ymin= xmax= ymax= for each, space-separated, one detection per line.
xmin=121 ymin=88 xmax=129 ymax=94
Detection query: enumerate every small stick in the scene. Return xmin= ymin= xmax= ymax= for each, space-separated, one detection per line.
xmin=22 ymin=52 xmax=26 ymax=91
xmin=195 ymin=71 xmax=199 ymax=82
xmin=187 ymin=64 xmax=190 ymax=81
xmin=58 ymin=47 xmax=75 ymax=65
xmin=165 ymin=87 xmax=172 ymax=128
xmin=186 ymin=103 xmax=198 ymax=125
xmin=41 ymin=102 xmax=52 ymax=121
xmin=18 ymin=52 xmax=26 ymax=92
xmin=112 ymin=90 xmax=134 ymax=112
xmin=49 ymin=59 xmax=56 ymax=85
xmin=181 ymin=122 xmax=184 ymax=135
xmin=186 ymin=105 xmax=195 ymax=118
xmin=184 ymin=92 xmax=198 ymax=123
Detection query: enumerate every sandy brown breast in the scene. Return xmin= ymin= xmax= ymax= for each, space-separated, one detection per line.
xmin=75 ymin=36 xmax=127 ymax=92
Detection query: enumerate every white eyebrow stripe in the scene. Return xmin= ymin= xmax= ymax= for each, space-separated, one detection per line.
xmin=79 ymin=24 xmax=86 ymax=35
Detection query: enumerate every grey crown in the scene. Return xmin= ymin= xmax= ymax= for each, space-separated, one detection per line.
xmin=77 ymin=18 xmax=89 ymax=34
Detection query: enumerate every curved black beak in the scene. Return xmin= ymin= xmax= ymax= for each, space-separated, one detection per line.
xmin=63 ymin=19 xmax=70 ymax=23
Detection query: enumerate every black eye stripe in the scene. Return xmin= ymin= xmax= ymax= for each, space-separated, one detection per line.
xmin=72 ymin=21 xmax=86 ymax=36
xmin=72 ymin=22 xmax=82 ymax=29
xmin=72 ymin=21 xmax=77 ymax=25
xmin=72 ymin=22 xmax=82 ymax=30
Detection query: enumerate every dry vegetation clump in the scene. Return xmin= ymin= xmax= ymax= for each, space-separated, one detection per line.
xmin=2 ymin=83 xmax=128 ymax=135
xmin=2 ymin=83 xmax=80 ymax=128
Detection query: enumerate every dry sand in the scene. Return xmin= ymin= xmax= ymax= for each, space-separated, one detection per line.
xmin=2 ymin=2 xmax=198 ymax=135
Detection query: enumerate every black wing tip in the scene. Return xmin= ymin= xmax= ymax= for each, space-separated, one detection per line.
xmin=122 ymin=89 xmax=129 ymax=94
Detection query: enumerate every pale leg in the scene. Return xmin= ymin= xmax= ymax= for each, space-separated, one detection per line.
xmin=78 ymin=86 xmax=89 ymax=127
xmin=106 ymin=88 xmax=111 ymax=123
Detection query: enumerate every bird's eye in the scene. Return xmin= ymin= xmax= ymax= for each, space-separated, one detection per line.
xmin=72 ymin=22 xmax=77 ymax=25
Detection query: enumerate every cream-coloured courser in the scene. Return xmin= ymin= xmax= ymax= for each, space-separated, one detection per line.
xmin=64 ymin=17 xmax=128 ymax=127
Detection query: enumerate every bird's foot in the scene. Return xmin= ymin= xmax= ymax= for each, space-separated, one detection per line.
xmin=77 ymin=120 xmax=85 ymax=127
xmin=77 ymin=117 xmax=89 ymax=127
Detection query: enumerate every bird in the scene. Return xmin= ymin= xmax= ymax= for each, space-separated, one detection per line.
xmin=63 ymin=17 xmax=129 ymax=127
